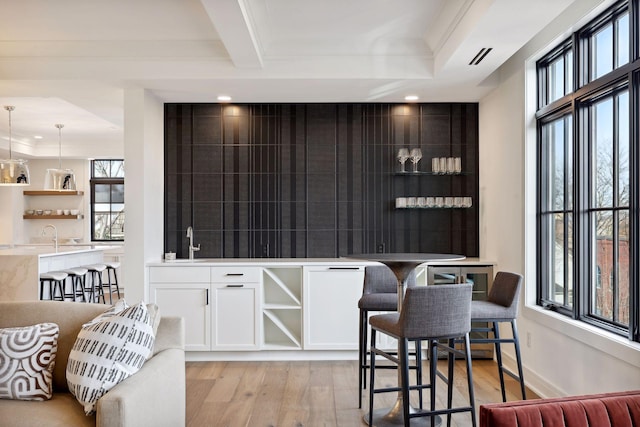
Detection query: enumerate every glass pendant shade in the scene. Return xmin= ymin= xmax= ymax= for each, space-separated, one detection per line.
xmin=44 ymin=123 xmax=76 ymax=191
xmin=0 ymin=106 xmax=30 ymax=186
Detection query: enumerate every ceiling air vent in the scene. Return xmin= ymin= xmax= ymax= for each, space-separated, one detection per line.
xmin=469 ymin=48 xmax=492 ymax=65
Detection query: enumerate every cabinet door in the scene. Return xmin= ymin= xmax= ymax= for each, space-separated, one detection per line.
xmin=150 ymin=283 xmax=210 ymax=351
xmin=303 ymin=266 xmax=364 ymax=350
xmin=211 ymin=282 xmax=261 ymax=350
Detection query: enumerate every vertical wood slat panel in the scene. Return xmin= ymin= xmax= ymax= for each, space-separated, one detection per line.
xmin=164 ymin=103 xmax=479 ymax=259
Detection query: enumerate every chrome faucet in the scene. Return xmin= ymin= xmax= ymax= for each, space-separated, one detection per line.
xmin=186 ymin=226 xmax=200 ymax=260
xmin=42 ymin=224 xmax=58 ymax=252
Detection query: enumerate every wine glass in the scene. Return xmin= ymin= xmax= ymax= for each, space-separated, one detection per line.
xmin=409 ymin=148 xmax=422 ymax=172
xmin=397 ymin=148 xmax=410 ymax=172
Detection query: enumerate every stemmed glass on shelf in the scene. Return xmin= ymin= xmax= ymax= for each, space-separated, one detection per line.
xmin=397 ymin=148 xmax=410 ymax=172
xmin=409 ymin=148 xmax=422 ymax=172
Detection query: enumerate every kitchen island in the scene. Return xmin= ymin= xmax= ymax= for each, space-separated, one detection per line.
xmin=0 ymin=245 xmax=111 ymax=301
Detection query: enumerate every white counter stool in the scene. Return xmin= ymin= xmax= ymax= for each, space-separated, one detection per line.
xmin=39 ymin=271 xmax=68 ymax=301
xmin=83 ymin=264 xmax=107 ymax=304
xmin=102 ymin=261 xmax=121 ymax=304
xmin=369 ymin=283 xmax=476 ymax=427
xmin=61 ymin=267 xmax=89 ymax=302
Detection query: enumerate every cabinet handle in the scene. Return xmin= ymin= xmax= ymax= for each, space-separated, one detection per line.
xmin=205 ymin=289 xmax=209 ymax=305
xmin=328 ymin=267 xmax=360 ymax=270
xmin=226 ymin=284 xmax=244 ymax=288
xmin=225 ymin=273 xmax=244 ymax=276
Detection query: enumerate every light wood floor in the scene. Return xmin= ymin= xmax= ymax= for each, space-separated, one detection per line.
xmin=186 ymin=359 xmax=538 ymax=427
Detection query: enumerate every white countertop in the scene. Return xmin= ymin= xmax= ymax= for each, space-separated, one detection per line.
xmin=148 ymin=257 xmax=495 ymax=267
xmin=0 ymin=245 xmax=118 ymax=257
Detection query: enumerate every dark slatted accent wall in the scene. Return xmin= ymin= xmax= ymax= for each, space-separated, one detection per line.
xmin=164 ymin=103 xmax=479 ymax=258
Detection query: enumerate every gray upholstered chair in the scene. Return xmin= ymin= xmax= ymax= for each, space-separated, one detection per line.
xmin=470 ymin=271 xmax=526 ymax=401
xmin=357 ymin=265 xmax=418 ymax=408
xmin=369 ymin=283 xmax=476 ymax=427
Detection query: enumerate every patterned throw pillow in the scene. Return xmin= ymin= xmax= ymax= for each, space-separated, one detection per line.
xmin=0 ymin=323 xmax=59 ymax=401
xmin=66 ymin=302 xmax=155 ymax=415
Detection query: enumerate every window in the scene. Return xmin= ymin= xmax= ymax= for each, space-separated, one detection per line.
xmin=536 ymin=0 xmax=638 ymax=341
xmin=91 ymin=160 xmax=125 ymax=241
xmin=537 ymin=40 xmax=573 ymax=108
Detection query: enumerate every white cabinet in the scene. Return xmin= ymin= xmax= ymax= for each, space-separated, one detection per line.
xmin=210 ymin=268 xmax=261 ymax=350
xmin=150 ymin=266 xmax=261 ymax=351
xmin=149 ymin=266 xmax=211 ymax=351
xmin=303 ymin=266 xmax=364 ymax=350
xmin=262 ymin=267 xmax=303 ymax=349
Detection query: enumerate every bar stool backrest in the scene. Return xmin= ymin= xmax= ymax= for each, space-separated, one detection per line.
xmin=363 ymin=265 xmax=417 ymax=295
xmin=487 ymin=272 xmax=523 ymax=317
xmin=399 ymin=283 xmax=472 ymax=339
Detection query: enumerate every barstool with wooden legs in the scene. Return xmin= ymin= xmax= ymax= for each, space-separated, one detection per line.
xmin=61 ymin=266 xmax=88 ymax=302
xmin=101 ymin=261 xmax=121 ymax=304
xmin=39 ymin=271 xmax=68 ymax=301
xmin=83 ymin=264 xmax=107 ymax=303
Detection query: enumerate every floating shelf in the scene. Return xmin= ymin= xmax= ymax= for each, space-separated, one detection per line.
xmin=393 ymin=171 xmax=466 ymax=176
xmin=23 ymin=214 xmax=84 ymax=220
xmin=24 ymin=190 xmax=84 ymax=196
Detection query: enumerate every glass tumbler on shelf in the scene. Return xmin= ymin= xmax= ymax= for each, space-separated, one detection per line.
xmin=409 ymin=148 xmax=422 ymax=172
xmin=397 ymin=148 xmax=410 ymax=172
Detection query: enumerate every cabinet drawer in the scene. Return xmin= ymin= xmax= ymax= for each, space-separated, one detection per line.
xmin=149 ymin=266 xmax=210 ymax=283
xmin=210 ymin=267 xmax=261 ymax=283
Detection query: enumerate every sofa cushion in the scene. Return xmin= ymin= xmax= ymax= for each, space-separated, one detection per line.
xmin=0 ymin=392 xmax=95 ymax=427
xmin=66 ymin=302 xmax=155 ymax=415
xmin=0 ymin=323 xmax=59 ymax=401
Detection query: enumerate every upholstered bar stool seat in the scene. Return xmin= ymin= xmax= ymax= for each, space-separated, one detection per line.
xmin=83 ymin=263 xmax=107 ymax=304
xmin=61 ymin=266 xmax=88 ymax=302
xmin=39 ymin=271 xmax=68 ymax=301
xmin=469 ymin=271 xmax=526 ymax=402
xmin=102 ymin=261 xmax=121 ymax=304
xmin=369 ymin=283 xmax=477 ymax=427
xmin=357 ymin=266 xmax=418 ymax=408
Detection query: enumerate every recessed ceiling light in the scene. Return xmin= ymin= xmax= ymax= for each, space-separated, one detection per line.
xmin=405 ymin=95 xmax=419 ymax=102
xmin=34 ymin=135 xmax=43 ymax=139
xmin=217 ymin=95 xmax=232 ymax=102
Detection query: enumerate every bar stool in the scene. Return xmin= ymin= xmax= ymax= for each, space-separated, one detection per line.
xmin=102 ymin=261 xmax=121 ymax=304
xmin=469 ymin=271 xmax=526 ymax=402
xmin=358 ymin=266 xmax=418 ymax=408
xmin=61 ymin=267 xmax=88 ymax=302
xmin=84 ymin=264 xmax=107 ymax=303
xmin=369 ymin=283 xmax=476 ymax=427
xmin=39 ymin=271 xmax=68 ymax=301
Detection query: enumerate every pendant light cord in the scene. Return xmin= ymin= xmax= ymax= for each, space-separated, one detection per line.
xmin=5 ymin=106 xmax=14 ymax=160
xmin=55 ymin=123 xmax=64 ymax=169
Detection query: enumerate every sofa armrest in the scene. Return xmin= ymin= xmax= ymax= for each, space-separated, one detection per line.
xmin=153 ymin=316 xmax=185 ymax=355
xmin=95 ymin=316 xmax=185 ymax=427
xmin=96 ymin=348 xmax=185 ymax=427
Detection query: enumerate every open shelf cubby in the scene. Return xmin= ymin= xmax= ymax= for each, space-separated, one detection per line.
xmin=263 ymin=309 xmax=302 ymax=349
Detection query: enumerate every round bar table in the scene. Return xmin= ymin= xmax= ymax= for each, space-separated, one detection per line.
xmin=348 ymin=253 xmax=465 ymax=427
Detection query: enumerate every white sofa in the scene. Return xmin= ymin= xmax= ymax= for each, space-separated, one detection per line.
xmin=0 ymin=301 xmax=186 ymax=427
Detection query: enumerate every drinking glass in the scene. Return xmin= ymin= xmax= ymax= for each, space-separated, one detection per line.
xmin=409 ymin=148 xmax=422 ymax=172
xmin=397 ymin=148 xmax=410 ymax=172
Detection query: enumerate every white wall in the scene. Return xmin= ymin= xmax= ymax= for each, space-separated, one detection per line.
xmin=479 ymin=0 xmax=640 ymax=398
xmin=122 ymin=88 xmax=164 ymax=303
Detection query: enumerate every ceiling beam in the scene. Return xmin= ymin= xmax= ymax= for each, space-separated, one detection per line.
xmin=200 ymin=0 xmax=263 ymax=69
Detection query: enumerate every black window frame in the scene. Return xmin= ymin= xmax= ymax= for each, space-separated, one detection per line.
xmin=536 ymin=0 xmax=640 ymax=342
xmin=90 ymin=159 xmax=125 ymax=242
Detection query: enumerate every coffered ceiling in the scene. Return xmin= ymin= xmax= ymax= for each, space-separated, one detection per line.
xmin=0 ymin=0 xmax=578 ymax=158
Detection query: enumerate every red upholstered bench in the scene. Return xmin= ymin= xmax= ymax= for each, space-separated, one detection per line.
xmin=479 ymin=390 xmax=640 ymax=427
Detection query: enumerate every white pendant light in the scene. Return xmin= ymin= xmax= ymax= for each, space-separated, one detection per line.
xmin=44 ymin=123 xmax=76 ymax=191
xmin=0 ymin=106 xmax=30 ymax=186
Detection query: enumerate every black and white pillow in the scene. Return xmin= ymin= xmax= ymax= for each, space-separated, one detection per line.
xmin=0 ymin=323 xmax=59 ymax=401
xmin=66 ymin=302 xmax=155 ymax=415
